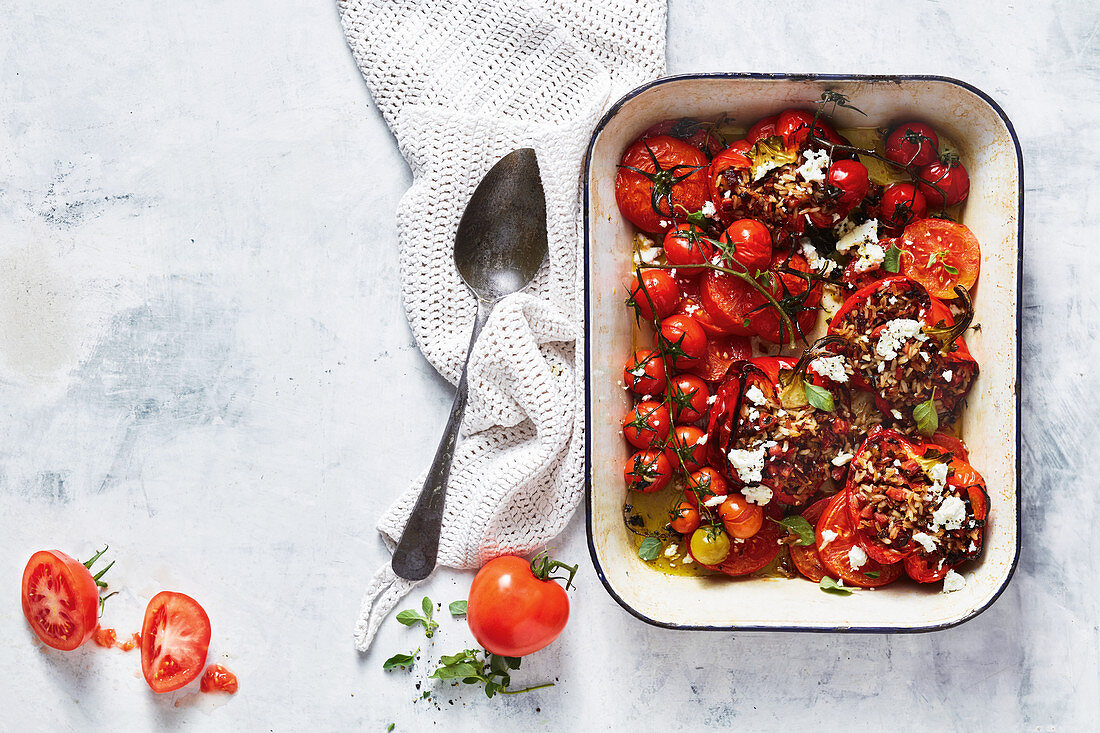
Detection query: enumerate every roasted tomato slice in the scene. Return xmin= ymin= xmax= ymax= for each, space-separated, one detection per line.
xmin=817 ymin=492 xmax=903 ymax=588
xmin=21 ymin=550 xmax=100 ymax=651
xmin=899 ymin=218 xmax=981 ymax=299
xmin=616 ymin=135 xmax=709 ymax=234
xmin=789 ymin=497 xmax=832 ymax=582
xmin=141 ymin=591 xmax=212 ymax=693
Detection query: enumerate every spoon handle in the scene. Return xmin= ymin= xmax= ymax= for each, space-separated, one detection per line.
xmin=391 ymin=300 xmax=493 ymax=581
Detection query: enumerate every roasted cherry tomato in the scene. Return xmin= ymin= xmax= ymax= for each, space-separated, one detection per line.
xmin=816 ymin=491 xmax=903 ymax=588
xmin=747 ymin=253 xmax=821 ymax=344
xmin=656 ymin=314 xmax=707 ymax=369
xmin=625 ymin=449 xmax=674 ymax=492
xmin=667 ymin=374 xmax=710 ymax=423
xmin=21 ymin=550 xmax=100 ymax=651
xmin=467 ymin=554 xmax=572 ymax=657
xmin=642 ymin=118 xmax=723 ymax=157
xmin=789 ymin=496 xmax=831 ymax=582
xmin=615 ymin=135 xmax=709 ymax=234
xmin=624 ymin=348 xmax=667 ymax=395
xmin=775 ymin=109 xmax=845 ymax=149
xmin=717 ymin=494 xmax=764 ymax=539
xmin=662 ymin=223 xmax=715 ymax=275
xmin=884 ymin=122 xmax=940 ymax=168
xmin=718 ymin=219 xmax=773 ymax=274
xmin=745 ymin=115 xmax=778 ymax=144
xmin=669 ymin=501 xmax=701 ymax=534
xmin=917 ymin=157 xmax=970 ymax=208
xmin=688 ymin=525 xmax=732 ymax=565
xmin=629 ymin=269 xmax=679 ymax=321
xmin=899 ymin=218 xmax=981 ymax=298
xmin=670 ymin=425 xmax=707 ymax=472
xmin=141 ymin=591 xmax=212 ymax=693
xmin=827 ymin=159 xmax=870 ymax=215
xmin=876 ymin=183 xmax=928 ymax=233
xmin=684 ymin=466 xmax=728 ymax=507
xmin=622 ymin=400 xmax=671 ymax=449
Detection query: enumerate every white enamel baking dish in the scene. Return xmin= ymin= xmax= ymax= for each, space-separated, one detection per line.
xmin=583 ymin=74 xmax=1021 ymax=632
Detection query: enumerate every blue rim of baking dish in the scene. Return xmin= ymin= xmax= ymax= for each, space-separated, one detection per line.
xmin=582 ymin=72 xmax=1023 ymax=634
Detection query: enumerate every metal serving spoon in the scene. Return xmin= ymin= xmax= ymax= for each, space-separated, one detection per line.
xmin=391 ymin=148 xmax=548 ymax=581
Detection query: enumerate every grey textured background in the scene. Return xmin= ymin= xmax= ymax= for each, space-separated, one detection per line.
xmin=1 ymin=1 xmax=1095 ymax=730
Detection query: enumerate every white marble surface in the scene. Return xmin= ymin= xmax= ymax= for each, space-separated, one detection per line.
xmin=1 ymin=1 xmax=1096 ymax=730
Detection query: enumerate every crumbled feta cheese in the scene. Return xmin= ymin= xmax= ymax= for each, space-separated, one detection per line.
xmin=681 ymin=555 xmax=693 ymax=565
xmin=968 ymin=541 xmax=978 ymax=553
xmin=795 ymin=148 xmax=831 ymax=183
xmin=628 ymin=365 xmax=647 ymax=377
xmin=819 ymin=529 xmax=839 ymax=550
xmin=911 ymin=532 xmax=938 ymax=552
xmin=640 ymin=394 xmax=652 ymax=401
xmin=799 ymin=240 xmax=838 ymax=276
xmin=700 ymin=200 xmax=717 ymax=218
xmin=706 ymin=394 xmax=718 ymax=405
xmin=833 ymin=216 xmax=857 ymax=238
xmin=836 ymin=219 xmax=878 ymax=255
xmin=932 ymin=495 xmax=967 ymax=531
xmin=659 ymin=220 xmax=669 ymax=228
xmin=745 ymin=385 xmax=767 ymax=405
xmin=695 ymin=433 xmax=708 ymax=446
xmin=942 ymin=569 xmax=967 ymax=593
xmin=742 ymin=485 xmax=773 ymax=505
xmin=723 ymin=189 xmax=732 ymax=199
xmin=633 ymin=236 xmax=660 ymax=266
xmin=703 ymin=494 xmax=727 ymax=508
xmin=810 ymin=355 xmax=849 ymax=383
xmin=727 ymin=445 xmax=767 ymax=483
xmin=745 ymin=407 xmax=760 ymax=422
xmin=831 ymin=451 xmax=854 ymax=467
xmin=943 ymin=369 xmax=953 ymax=382
xmin=875 ymin=318 xmax=927 ymax=360
xmin=753 ymin=157 xmax=782 ymax=181
xmin=664 ymin=543 xmax=679 ymax=558
xmin=853 ymin=241 xmax=885 ymax=273
xmin=847 ymin=545 xmax=868 ymax=571
xmin=670 ymin=268 xmax=677 ymax=278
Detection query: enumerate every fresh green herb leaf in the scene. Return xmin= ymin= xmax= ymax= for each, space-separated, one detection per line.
xmin=449 ymin=600 xmax=468 ymax=617
xmin=803 ymin=382 xmax=835 ymax=412
xmin=942 ymin=263 xmax=959 ymax=275
xmin=504 ymin=656 xmax=522 ymax=670
xmin=775 ymin=516 xmax=815 ymax=546
xmin=864 ymin=571 xmax=881 ymax=579
xmin=820 ymin=576 xmax=853 ymax=596
xmin=422 ymin=596 xmax=434 ymax=618
xmin=429 ymin=648 xmax=553 ymax=699
xmin=383 ymin=649 xmax=418 ymax=670
xmin=638 ymin=536 xmax=662 ymax=561
xmin=388 ymin=724 xmax=395 ymax=732
xmin=913 ymin=397 xmax=938 ymax=437
xmin=883 ymin=243 xmax=902 ymax=273
xmin=395 ymin=610 xmax=423 ymax=626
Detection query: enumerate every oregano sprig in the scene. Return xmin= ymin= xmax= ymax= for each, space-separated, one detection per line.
xmin=395 ymin=596 xmax=439 ymax=638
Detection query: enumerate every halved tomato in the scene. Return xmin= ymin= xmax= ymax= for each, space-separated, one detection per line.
xmin=816 ymin=492 xmax=903 ymax=588
xmin=899 ymin=219 xmax=980 ymax=299
xmin=21 ymin=550 xmax=99 ymax=651
xmin=141 ymin=591 xmax=212 ymax=693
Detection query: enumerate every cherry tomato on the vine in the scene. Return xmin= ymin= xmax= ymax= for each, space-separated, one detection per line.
xmin=662 ymin=223 xmax=716 ymax=275
xmin=625 ymin=449 xmax=674 ymax=492
xmin=685 ymin=466 xmax=728 ymax=507
xmin=670 ymin=425 xmax=707 ymax=472
xmin=629 ymin=269 xmax=679 ymax=321
xmin=917 ymin=157 xmax=970 ymax=208
xmin=718 ymin=219 xmax=773 ymax=274
xmin=670 ymin=501 xmax=701 ymax=534
xmin=667 ymin=374 xmax=710 ymax=423
xmin=717 ymin=494 xmax=765 ymax=539
xmin=876 ymin=183 xmax=928 ymax=233
xmin=827 ymin=159 xmax=870 ymax=215
xmin=689 ymin=526 xmax=732 ymax=565
xmin=624 ymin=348 xmax=667 ymax=395
xmin=884 ymin=122 xmax=940 ymax=168
xmin=746 ymin=115 xmax=778 ymax=144
xmin=656 ymin=314 xmax=707 ymax=369
xmin=622 ymin=401 xmax=671 ymax=449
xmin=615 ymin=135 xmax=709 ymax=234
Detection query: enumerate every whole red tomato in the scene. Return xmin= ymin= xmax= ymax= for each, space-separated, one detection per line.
xmin=876 ymin=183 xmax=927 ymax=233
xmin=615 ymin=135 xmax=708 ymax=234
xmin=917 ymin=157 xmax=970 ymax=208
xmin=718 ymin=219 xmax=772 ymax=273
xmin=884 ymin=122 xmax=940 ymax=167
xmin=467 ymin=554 xmax=574 ymax=658
xmin=827 ymin=159 xmax=870 ymax=214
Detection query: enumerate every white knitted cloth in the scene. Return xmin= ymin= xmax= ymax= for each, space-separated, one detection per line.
xmin=339 ymin=0 xmax=666 ymax=651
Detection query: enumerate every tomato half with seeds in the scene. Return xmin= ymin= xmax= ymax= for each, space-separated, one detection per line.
xmin=685 ymin=333 xmax=752 ymax=382
xmin=884 ymin=122 xmax=940 ymax=168
xmin=622 ymin=401 xmax=671 ymax=449
xmin=629 ymin=269 xmax=679 ymax=321
xmin=718 ymin=219 xmax=773 ymax=274
xmin=624 ymin=348 xmax=667 ymax=395
xmin=667 ymin=374 xmax=710 ymax=423
xmin=917 ymin=158 xmax=970 ymax=208
xmin=616 ymin=135 xmax=709 ymax=234
xmin=876 ymin=183 xmax=927 ymax=234
xmin=816 ymin=492 xmax=903 ymax=588
xmin=625 ymin=449 xmax=674 ymax=492
xmin=699 ymin=270 xmax=763 ymax=336
xmin=21 ymin=550 xmax=100 ymax=651
xmin=789 ymin=497 xmax=831 ymax=582
xmin=141 ymin=591 xmax=212 ymax=693
xmin=663 ymin=223 xmax=716 ymax=275
xmin=899 ymin=219 xmax=980 ymax=299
